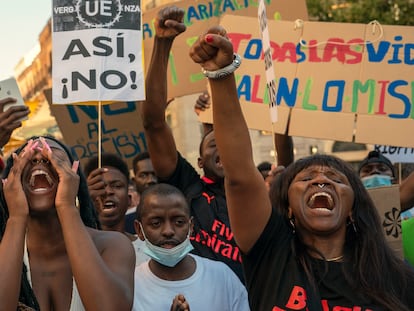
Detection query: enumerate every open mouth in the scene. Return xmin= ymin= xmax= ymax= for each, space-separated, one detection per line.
xmin=103 ymin=201 xmax=116 ymax=210
xmin=215 ymin=156 xmax=223 ymax=168
xmin=308 ymin=192 xmax=334 ymax=211
xmin=29 ymin=169 xmax=54 ymax=193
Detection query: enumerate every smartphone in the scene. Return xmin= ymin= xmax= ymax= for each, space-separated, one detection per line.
xmin=0 ymin=77 xmax=28 ymax=120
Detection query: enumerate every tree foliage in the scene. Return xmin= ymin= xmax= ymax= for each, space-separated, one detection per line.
xmin=306 ymin=0 xmax=414 ymax=25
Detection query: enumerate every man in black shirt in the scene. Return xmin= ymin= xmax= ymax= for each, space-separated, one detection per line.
xmin=140 ymin=6 xmax=244 ymax=282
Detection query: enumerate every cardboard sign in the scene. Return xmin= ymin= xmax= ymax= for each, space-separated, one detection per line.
xmin=367 ymin=185 xmax=403 ymax=258
xmin=142 ymin=0 xmax=308 ymax=100
xmin=45 ymin=89 xmax=146 ymax=170
xmin=52 ymin=0 xmax=145 ymax=104
xmin=198 ymin=16 xmax=414 ymax=148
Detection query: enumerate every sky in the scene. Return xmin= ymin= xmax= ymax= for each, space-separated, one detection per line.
xmin=0 ymin=1 xmax=51 ymax=80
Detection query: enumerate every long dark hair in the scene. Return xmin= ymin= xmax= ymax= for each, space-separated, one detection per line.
xmin=0 ymin=135 xmax=99 ymax=310
xmin=270 ymin=154 xmax=414 ymax=310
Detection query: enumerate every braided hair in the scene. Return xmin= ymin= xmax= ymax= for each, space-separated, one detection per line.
xmin=0 ymin=135 xmax=99 ymax=310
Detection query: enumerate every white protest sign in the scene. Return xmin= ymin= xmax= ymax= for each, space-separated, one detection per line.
xmin=52 ymin=0 xmax=145 ymax=104
xmin=374 ymin=145 xmax=414 ymax=163
xmin=258 ymin=0 xmax=277 ymax=122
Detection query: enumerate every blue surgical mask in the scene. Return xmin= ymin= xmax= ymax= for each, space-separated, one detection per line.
xmin=361 ymin=174 xmax=392 ymax=189
xmin=139 ymin=223 xmax=194 ymax=267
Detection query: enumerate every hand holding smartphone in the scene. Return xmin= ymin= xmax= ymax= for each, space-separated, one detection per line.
xmin=0 ymin=77 xmax=29 ymax=121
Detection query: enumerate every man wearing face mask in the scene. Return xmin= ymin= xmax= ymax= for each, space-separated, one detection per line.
xmin=132 ymin=183 xmax=249 ymax=311
xmin=358 ymin=150 xmax=395 ymax=189
xmin=359 ymin=150 xmax=414 ymax=267
xmin=358 ymin=150 xmax=414 ymax=213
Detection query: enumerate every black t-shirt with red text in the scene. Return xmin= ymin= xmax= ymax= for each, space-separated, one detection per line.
xmin=162 ymin=153 xmax=244 ymax=283
xmin=242 ymin=208 xmax=414 ymax=311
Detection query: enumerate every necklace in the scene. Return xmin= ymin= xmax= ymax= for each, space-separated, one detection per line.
xmin=325 ymin=255 xmax=344 ymax=262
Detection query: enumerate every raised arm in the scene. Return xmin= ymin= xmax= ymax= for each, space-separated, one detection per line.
xmin=189 ymin=27 xmax=272 ymax=253
xmin=43 ymin=141 xmax=134 ymax=311
xmin=0 ymin=143 xmax=34 ymax=310
xmin=194 ymin=91 xmax=213 ymax=135
xmin=141 ymin=6 xmax=186 ymax=179
xmin=0 ymin=97 xmax=30 ymax=149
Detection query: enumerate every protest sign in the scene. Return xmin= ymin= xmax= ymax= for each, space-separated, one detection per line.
xmin=45 ymin=89 xmax=146 ymax=169
xmin=374 ymin=144 xmax=414 ymax=163
xmin=142 ymin=0 xmax=308 ymax=100
xmin=198 ymin=15 xmax=414 ymax=147
xmin=52 ymin=0 xmax=145 ymax=104
xmin=258 ymin=0 xmax=278 ymax=122
xmin=367 ymin=185 xmax=403 ymax=258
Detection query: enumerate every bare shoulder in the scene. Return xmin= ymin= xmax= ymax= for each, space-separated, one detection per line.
xmin=87 ymin=227 xmax=134 ymax=255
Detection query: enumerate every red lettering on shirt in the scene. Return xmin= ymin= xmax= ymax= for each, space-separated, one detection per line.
xmin=323 ymin=299 xmax=353 ymax=310
xmin=191 ymin=229 xmax=242 ymax=263
xmin=286 ymin=286 xmax=307 ymax=309
xmin=323 ymin=299 xmax=349 ymax=311
xmin=212 ymin=219 xmax=225 ymax=236
xmin=212 ymin=219 xmax=234 ymax=241
xmin=214 ymin=238 xmax=225 ymax=253
xmin=271 ymin=290 xmax=376 ymax=310
xmin=232 ymin=244 xmax=240 ymax=261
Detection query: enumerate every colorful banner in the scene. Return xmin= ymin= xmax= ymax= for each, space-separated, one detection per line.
xmin=198 ymin=15 xmax=414 ymax=147
xmin=52 ymin=0 xmax=145 ymax=104
xmin=142 ymin=0 xmax=308 ymax=100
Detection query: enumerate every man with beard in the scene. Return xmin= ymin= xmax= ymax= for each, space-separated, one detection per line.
xmin=140 ymin=6 xmax=243 ymax=282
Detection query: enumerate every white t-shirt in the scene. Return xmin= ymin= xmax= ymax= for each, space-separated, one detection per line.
xmin=132 ymin=254 xmax=250 ymax=311
xmin=132 ymin=238 xmax=150 ymax=267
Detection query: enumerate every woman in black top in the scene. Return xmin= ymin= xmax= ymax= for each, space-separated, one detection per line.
xmin=189 ymin=24 xmax=414 ymax=310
